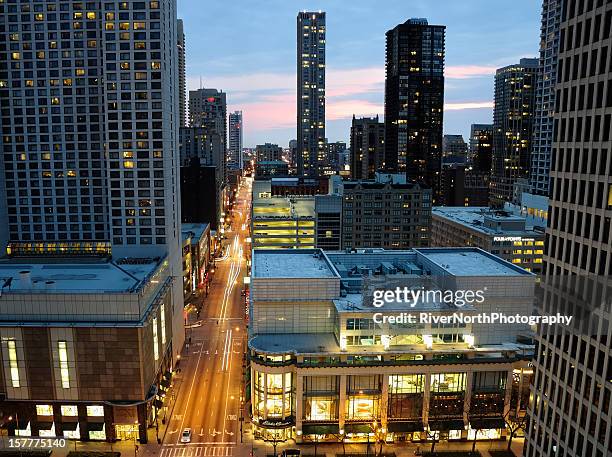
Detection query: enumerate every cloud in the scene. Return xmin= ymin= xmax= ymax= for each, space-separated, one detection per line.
xmin=445 ymin=101 xmax=494 ymax=110
xmin=445 ymin=65 xmax=497 ymax=79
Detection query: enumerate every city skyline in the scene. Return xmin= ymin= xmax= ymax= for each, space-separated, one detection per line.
xmin=177 ymin=0 xmax=540 ymax=147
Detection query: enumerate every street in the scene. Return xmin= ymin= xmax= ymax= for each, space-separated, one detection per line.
xmin=160 ymin=179 xmax=252 ymax=457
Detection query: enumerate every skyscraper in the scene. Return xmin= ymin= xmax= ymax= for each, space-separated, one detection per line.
xmin=384 ymin=18 xmax=445 ymax=202
xmin=0 ymin=0 xmax=182 ymax=261
xmin=469 ymin=123 xmax=493 ymax=173
xmin=489 ymin=58 xmax=539 ymax=206
xmin=524 ymin=2 xmax=612 ymax=456
xmin=531 ymin=0 xmax=562 ymax=197
xmin=177 ymin=19 xmax=187 ymax=128
xmin=297 ymin=11 xmax=326 ymax=177
xmin=228 ymin=110 xmax=243 ymax=170
xmin=0 ymin=0 xmax=185 ymax=440
xmin=350 ymin=116 xmax=385 ymax=180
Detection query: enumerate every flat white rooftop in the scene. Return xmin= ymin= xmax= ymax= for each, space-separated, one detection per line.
xmin=417 ymin=249 xmax=528 ymax=276
xmin=0 ymin=259 xmax=159 ymax=293
xmin=432 ymin=206 xmax=541 ymax=235
xmin=253 ymin=251 xmax=337 ymax=279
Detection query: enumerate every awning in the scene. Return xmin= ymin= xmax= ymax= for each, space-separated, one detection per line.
xmin=153 ymin=399 xmax=164 ymax=409
xmin=387 ymin=421 xmax=424 ymax=433
xmin=38 ymin=421 xmax=54 ymax=430
xmin=87 ymin=422 xmax=105 ymax=431
xmin=62 ymin=422 xmax=79 ymax=431
xmin=301 ymin=424 xmax=340 ymax=435
xmin=344 ymin=423 xmax=373 ymax=434
xmin=428 ymin=419 xmax=465 ymax=431
xmin=469 ymin=417 xmax=506 ymax=430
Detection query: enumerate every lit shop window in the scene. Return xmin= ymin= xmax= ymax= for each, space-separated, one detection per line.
xmin=61 ymin=405 xmax=78 ymax=417
xmin=160 ymin=304 xmax=166 ymax=345
xmin=346 ymin=396 xmax=379 ymax=420
xmin=89 ymin=423 xmax=106 ymax=440
xmin=63 ymin=423 xmax=80 ymax=439
xmin=36 ymin=405 xmax=53 ymax=416
xmin=86 ymin=405 xmax=104 ymax=417
xmin=430 ymin=373 xmax=466 ymax=393
xmin=58 ymin=341 xmax=70 ymax=388
xmin=152 ymin=317 xmax=159 ymax=361
xmin=7 ymin=340 xmax=20 ymax=387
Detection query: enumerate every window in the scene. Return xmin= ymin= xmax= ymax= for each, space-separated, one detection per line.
xmin=160 ymin=304 xmax=166 ymax=345
xmin=86 ymin=405 xmax=104 ymax=417
xmin=61 ymin=405 xmax=78 ymax=416
xmin=152 ymin=317 xmax=159 ymax=361
xmin=36 ymin=405 xmax=53 ymax=416
xmin=7 ymin=340 xmax=20 ymax=387
xmin=58 ymin=341 xmax=70 ymax=388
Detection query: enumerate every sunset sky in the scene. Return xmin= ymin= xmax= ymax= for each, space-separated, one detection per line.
xmin=177 ymin=0 xmax=540 ymax=147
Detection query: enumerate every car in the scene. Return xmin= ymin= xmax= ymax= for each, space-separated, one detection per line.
xmin=181 ymin=428 xmax=192 ymax=443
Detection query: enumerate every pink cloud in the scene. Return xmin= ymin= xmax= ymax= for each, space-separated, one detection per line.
xmin=444 ymin=101 xmax=494 ymax=110
xmin=445 ymin=65 xmax=497 ymax=79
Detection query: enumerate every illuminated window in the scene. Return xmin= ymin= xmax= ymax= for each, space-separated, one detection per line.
xmin=61 ymin=405 xmax=78 ymax=416
xmin=58 ymin=341 xmax=70 ymax=388
xmin=133 ymin=22 xmax=146 ymax=30
xmin=36 ymin=405 xmax=53 ymax=416
xmin=7 ymin=340 xmax=20 ymax=387
xmin=86 ymin=405 xmax=104 ymax=417
xmin=11 ymin=52 xmax=20 ymax=60
xmin=152 ymin=317 xmax=159 ymax=361
xmin=160 ymin=304 xmax=166 ymax=345
xmin=105 ymin=12 xmax=115 ymax=20
xmin=151 ymin=62 xmax=161 ymax=70
xmin=608 ymin=184 xmax=612 ymax=209
xmin=87 ymin=12 xmax=96 ymax=19
xmin=123 ymin=160 xmax=134 ymax=168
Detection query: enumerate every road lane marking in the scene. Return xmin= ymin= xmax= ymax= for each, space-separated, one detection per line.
xmin=176 ymin=332 xmax=206 ymax=444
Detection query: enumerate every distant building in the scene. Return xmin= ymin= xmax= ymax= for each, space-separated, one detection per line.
xmin=255 ymin=161 xmax=290 ymax=178
xmin=189 ymin=88 xmax=227 ymax=140
xmin=530 ymin=0 xmax=561 ymax=197
xmin=326 ymin=141 xmax=347 ymax=174
xmin=385 ymin=18 xmax=445 ymax=202
xmin=440 ymin=165 xmax=490 ymax=207
xmin=297 ymin=11 xmax=326 ymax=176
xmin=181 ymin=162 xmax=225 ymax=231
xmin=228 ymin=111 xmax=244 ymax=170
xmin=350 ymin=116 xmax=385 ymax=180
xmin=256 ymin=143 xmax=283 ymax=162
xmin=469 ymin=124 xmax=493 ymax=173
xmin=431 ymin=206 xmax=545 ymax=273
xmin=490 ymin=58 xmax=539 ymax=206
xmin=249 ymin=248 xmax=534 ymax=443
xmin=177 ymin=19 xmax=187 ymax=127
xmin=341 ymin=174 xmax=431 ymax=250
xmin=443 ymin=135 xmax=468 ymax=160
xmin=181 ymin=223 xmax=212 ymax=297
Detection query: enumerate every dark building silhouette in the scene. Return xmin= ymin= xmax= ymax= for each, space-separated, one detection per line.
xmin=350 ymin=116 xmax=385 ymax=180
xmin=384 ymin=18 xmax=445 ymax=203
xmin=440 ymin=165 xmax=490 ymax=207
xmin=469 ymin=123 xmax=493 ymax=173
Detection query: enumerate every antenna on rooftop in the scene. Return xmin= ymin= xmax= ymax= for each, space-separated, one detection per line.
xmin=199 ymin=75 xmax=202 ymax=89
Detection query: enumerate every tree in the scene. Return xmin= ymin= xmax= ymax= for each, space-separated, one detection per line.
xmin=503 ymin=408 xmax=528 ymax=451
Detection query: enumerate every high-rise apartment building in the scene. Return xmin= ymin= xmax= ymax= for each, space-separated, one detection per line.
xmin=188 ymin=88 xmax=226 ymax=141
xmin=469 ymin=123 xmax=493 ymax=173
xmin=531 ymin=0 xmax=562 ymax=197
xmin=384 ymin=18 xmax=445 ymax=202
xmin=0 ymin=0 xmax=185 ymax=443
xmin=228 ymin=110 xmax=243 ymax=169
xmin=442 ymin=134 xmax=468 ymax=159
xmin=525 ymin=2 xmax=612 ymax=456
xmin=490 ymin=58 xmax=539 ymax=206
xmin=297 ymin=11 xmax=326 ymax=177
xmin=256 ymin=143 xmax=283 ymax=162
xmin=350 ymin=116 xmax=385 ymax=180
xmin=177 ymin=19 xmax=186 ymax=128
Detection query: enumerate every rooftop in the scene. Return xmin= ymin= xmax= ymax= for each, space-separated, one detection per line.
xmin=415 ymin=248 xmax=530 ymax=276
xmin=432 ymin=206 xmax=543 ymax=235
xmin=181 ymin=222 xmax=210 ymax=241
xmin=0 ymin=258 xmax=160 ymax=293
xmin=253 ymin=250 xmax=337 ymax=279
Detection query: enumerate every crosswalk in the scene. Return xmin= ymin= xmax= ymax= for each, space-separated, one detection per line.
xmin=161 ymin=446 xmax=234 ymax=457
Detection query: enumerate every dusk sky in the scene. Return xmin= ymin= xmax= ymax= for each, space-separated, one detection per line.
xmin=177 ymin=0 xmax=541 ymax=148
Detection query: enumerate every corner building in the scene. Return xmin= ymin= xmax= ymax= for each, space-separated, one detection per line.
xmin=248 ymin=248 xmax=535 ymax=444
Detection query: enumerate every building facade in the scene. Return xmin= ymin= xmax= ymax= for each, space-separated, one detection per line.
xmin=341 ymin=177 xmax=431 ymax=250
xmin=524 ymin=1 xmax=612 ymax=456
xmin=177 ymin=19 xmax=186 ymax=128
xmin=530 ymin=0 xmax=562 ymax=197
xmin=248 ymin=249 xmax=534 ymax=444
xmin=181 ymin=223 xmax=211 ymax=297
xmin=490 ymin=58 xmax=539 ymax=206
xmin=228 ymin=110 xmax=243 ymax=170
xmin=297 ymin=11 xmax=326 ymax=177
xmin=431 ymin=207 xmax=545 ymax=274
xmin=468 ymin=124 xmax=493 ymax=174
xmin=384 ymin=19 xmax=445 ymax=203
xmin=439 ymin=166 xmax=490 ymax=207
xmin=256 ymin=143 xmax=283 ymax=163
xmin=442 ymin=135 xmax=468 ymax=160
xmin=350 ymin=116 xmax=385 ymax=180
